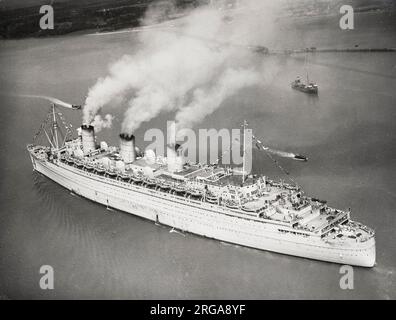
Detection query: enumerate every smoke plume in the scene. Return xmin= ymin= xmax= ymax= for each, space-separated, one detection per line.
xmin=91 ymin=114 xmax=114 ymax=132
xmin=175 ymin=68 xmax=261 ymax=136
xmin=83 ymin=0 xmax=280 ymax=134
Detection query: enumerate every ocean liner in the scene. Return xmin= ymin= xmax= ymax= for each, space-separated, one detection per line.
xmin=27 ymin=104 xmax=376 ymax=267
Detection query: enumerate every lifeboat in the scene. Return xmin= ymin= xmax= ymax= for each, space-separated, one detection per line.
xmin=172 ymin=185 xmax=187 ymax=194
xmin=188 ymin=189 xmax=203 ymax=198
xmin=105 ymin=169 xmax=117 ymax=178
xmin=74 ymin=160 xmax=83 ymax=167
xmin=205 ymin=193 xmax=219 ymax=204
xmin=84 ymin=162 xmax=94 ymax=170
xmin=119 ymin=173 xmax=130 ymax=180
xmin=130 ymin=175 xmax=142 ymax=183
xmin=225 ymin=200 xmax=239 ymax=209
xmin=143 ymin=178 xmax=157 ymax=188
xmin=241 ymin=205 xmax=259 ymax=213
xmin=158 ymin=181 xmax=171 ymax=190
xmin=95 ymin=166 xmax=105 ymax=174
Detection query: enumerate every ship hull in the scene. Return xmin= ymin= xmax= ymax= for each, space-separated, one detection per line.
xmin=30 ymin=154 xmax=375 ymax=267
xmin=291 ymin=84 xmax=318 ymax=94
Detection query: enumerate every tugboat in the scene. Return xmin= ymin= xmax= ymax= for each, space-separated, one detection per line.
xmin=291 ymin=76 xmax=318 ymax=94
xmin=291 ymin=52 xmax=318 ymax=95
xmin=293 ymin=154 xmax=308 ymax=162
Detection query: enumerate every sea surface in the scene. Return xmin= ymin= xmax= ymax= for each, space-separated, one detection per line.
xmin=0 ymin=11 xmax=395 ymax=299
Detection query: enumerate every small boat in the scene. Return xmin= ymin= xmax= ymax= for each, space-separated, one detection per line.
xmin=74 ymin=159 xmax=84 ymax=167
xmin=291 ymin=78 xmax=318 ymax=94
xmin=130 ymin=175 xmax=142 ymax=183
xmin=143 ymin=178 xmax=157 ymax=187
xmin=158 ymin=181 xmax=172 ymax=190
xmin=241 ymin=205 xmax=258 ymax=213
xmin=105 ymin=169 xmax=117 ymax=177
xmin=225 ymin=200 xmax=239 ymax=209
xmin=293 ymin=154 xmax=308 ymax=162
xmin=66 ymin=157 xmax=75 ymax=164
xmin=119 ymin=173 xmax=130 ymax=180
xmin=172 ymin=185 xmax=187 ymax=194
xmin=84 ymin=162 xmax=94 ymax=170
xmin=205 ymin=193 xmax=219 ymax=204
xmin=188 ymin=189 xmax=203 ymax=198
xmin=95 ymin=166 xmax=105 ymax=174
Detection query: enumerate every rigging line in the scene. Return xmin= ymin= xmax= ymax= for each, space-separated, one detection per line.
xmin=33 ymin=109 xmax=52 ymax=143
xmin=56 ymin=112 xmax=69 ymax=147
xmin=43 ymin=128 xmax=55 ymax=149
xmin=215 ymin=139 xmax=241 ymax=164
xmin=252 ymin=134 xmax=299 ymax=186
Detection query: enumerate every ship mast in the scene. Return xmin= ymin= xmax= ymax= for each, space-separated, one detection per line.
xmin=305 ymin=51 xmax=309 ymax=84
xmin=242 ymin=120 xmax=247 ymax=184
xmin=51 ymin=103 xmax=59 ymax=150
xmin=32 ymin=102 xmax=77 ymax=152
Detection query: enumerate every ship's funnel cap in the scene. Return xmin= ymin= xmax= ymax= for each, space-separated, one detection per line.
xmin=167 ymin=143 xmax=182 ymax=152
xmin=119 ymin=133 xmax=135 ymax=141
xmin=81 ymin=124 xmax=94 ymax=131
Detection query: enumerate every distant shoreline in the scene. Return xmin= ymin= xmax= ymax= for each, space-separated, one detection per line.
xmin=1 ymin=0 xmax=395 ymax=40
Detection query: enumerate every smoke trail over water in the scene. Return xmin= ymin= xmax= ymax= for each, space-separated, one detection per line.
xmin=12 ymin=94 xmax=75 ymax=109
xmin=83 ymin=0 xmax=280 ymax=135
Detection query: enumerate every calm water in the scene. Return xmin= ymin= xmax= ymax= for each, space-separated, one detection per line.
xmin=0 ymin=15 xmax=396 ymax=299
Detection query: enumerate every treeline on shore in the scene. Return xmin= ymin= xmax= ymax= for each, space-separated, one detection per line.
xmin=0 ymin=0 xmax=199 ymax=39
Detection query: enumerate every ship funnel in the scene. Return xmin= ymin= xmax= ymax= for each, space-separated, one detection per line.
xmin=81 ymin=125 xmax=96 ymax=155
xmin=167 ymin=143 xmax=184 ymax=173
xmin=119 ymin=133 xmax=136 ymax=164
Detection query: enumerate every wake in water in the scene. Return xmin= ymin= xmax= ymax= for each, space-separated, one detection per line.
xmin=169 ymin=228 xmax=186 ymax=237
xmin=264 ymin=147 xmax=295 ymax=159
